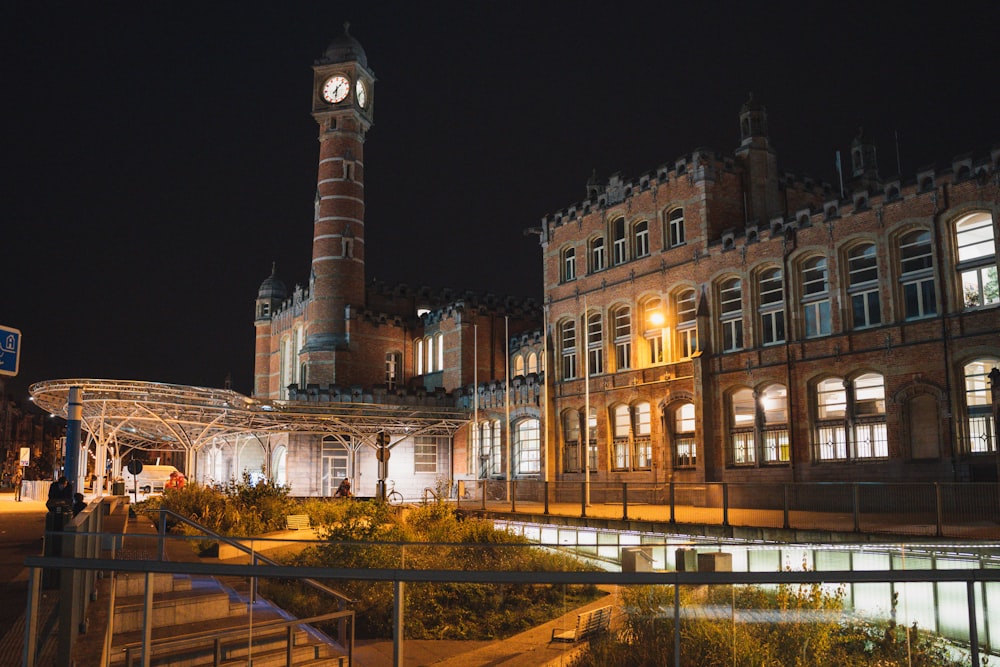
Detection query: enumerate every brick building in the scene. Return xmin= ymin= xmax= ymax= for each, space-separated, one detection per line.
xmin=541 ymin=97 xmax=1000 ymax=485
xmin=248 ymin=29 xmax=998 ymax=498
xmin=246 ymin=27 xmax=540 ymax=498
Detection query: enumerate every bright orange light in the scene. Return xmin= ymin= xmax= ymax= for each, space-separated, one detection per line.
xmin=649 ymin=312 xmax=665 ymax=326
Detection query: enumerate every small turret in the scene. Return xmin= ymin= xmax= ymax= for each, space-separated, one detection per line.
xmin=255 ymin=263 xmax=287 ymax=322
xmin=850 ymin=126 xmax=880 ymax=192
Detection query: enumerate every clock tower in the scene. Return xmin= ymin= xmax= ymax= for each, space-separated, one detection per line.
xmin=300 ymin=23 xmax=375 ymax=387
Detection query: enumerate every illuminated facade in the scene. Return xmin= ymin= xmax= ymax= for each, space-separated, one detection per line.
xmin=540 ymin=101 xmax=1000 ymax=484
xmin=250 ymin=27 xmax=540 ymax=497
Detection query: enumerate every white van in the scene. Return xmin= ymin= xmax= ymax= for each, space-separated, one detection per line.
xmin=125 ymin=464 xmax=179 ymax=494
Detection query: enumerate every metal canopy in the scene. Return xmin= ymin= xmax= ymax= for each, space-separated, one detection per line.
xmin=30 ymin=379 xmax=470 ymax=453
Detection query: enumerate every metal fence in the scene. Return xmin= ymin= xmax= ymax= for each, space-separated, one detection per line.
xmin=23 ymin=537 xmax=1000 ymax=667
xmin=457 ymin=479 xmax=1000 ymax=538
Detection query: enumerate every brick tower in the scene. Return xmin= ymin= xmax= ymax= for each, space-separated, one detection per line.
xmin=299 ymin=24 xmax=375 ymax=387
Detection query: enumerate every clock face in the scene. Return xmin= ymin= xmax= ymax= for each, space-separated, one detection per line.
xmin=355 ymin=79 xmax=367 ymax=108
xmin=322 ymin=75 xmax=350 ymax=104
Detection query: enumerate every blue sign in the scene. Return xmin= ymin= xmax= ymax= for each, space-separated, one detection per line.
xmin=0 ymin=325 xmax=21 ymax=377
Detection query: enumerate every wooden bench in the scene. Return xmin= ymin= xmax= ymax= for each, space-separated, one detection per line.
xmin=285 ymin=514 xmax=311 ymax=530
xmin=550 ymin=605 xmax=612 ymax=642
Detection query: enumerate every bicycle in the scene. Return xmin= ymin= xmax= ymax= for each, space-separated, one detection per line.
xmin=385 ymin=479 xmax=404 ymax=506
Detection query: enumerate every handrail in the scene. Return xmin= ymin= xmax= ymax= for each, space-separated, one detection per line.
xmin=422 ymin=487 xmax=439 ymax=504
xmin=120 ymin=608 xmax=354 ymax=666
xmin=149 ymin=507 xmax=352 ymax=604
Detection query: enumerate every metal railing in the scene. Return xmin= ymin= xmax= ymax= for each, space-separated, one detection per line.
xmin=452 ymin=479 xmax=1000 ymax=539
xmin=24 ymin=545 xmax=1000 ymax=667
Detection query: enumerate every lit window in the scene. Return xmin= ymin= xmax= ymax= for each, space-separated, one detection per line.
xmin=761 ymin=384 xmax=790 ymax=463
xmin=801 ymin=257 xmax=831 ymax=337
xmin=848 ymin=244 xmax=881 ymax=328
xmin=668 ymin=208 xmax=685 ymax=247
xmin=673 ymin=402 xmax=696 ymax=467
xmin=675 ymin=289 xmax=698 ymax=359
xmin=852 ymin=373 xmax=887 ymax=459
xmin=414 ymin=436 xmax=439 ymax=474
xmin=963 ymin=359 xmax=998 ymax=453
xmin=956 ymin=212 xmax=998 ymax=309
xmin=730 ymin=388 xmax=756 ymax=464
xmin=415 ymin=339 xmax=424 ymax=375
xmin=560 ymin=320 xmax=577 ymax=380
xmin=426 ymin=336 xmax=435 ymax=372
xmin=758 ymin=268 xmax=785 ymax=345
xmin=899 ymin=230 xmax=937 ymax=319
xmin=633 ymin=220 xmax=649 ymax=258
xmin=514 ymin=354 xmax=525 ymax=377
xmin=633 ymin=402 xmax=651 ymax=469
xmin=613 ymin=306 xmax=631 ymax=370
xmin=613 ymin=404 xmax=631 ymax=470
xmin=719 ymin=278 xmax=743 ymax=352
xmin=815 ymin=377 xmax=847 ymax=460
xmin=526 ymin=352 xmax=538 ymax=374
xmin=642 ymin=298 xmax=665 ymax=365
xmin=436 ymin=332 xmax=443 ymax=371
xmin=587 ymin=312 xmax=603 ymax=375
xmin=514 ymin=419 xmax=540 ymax=475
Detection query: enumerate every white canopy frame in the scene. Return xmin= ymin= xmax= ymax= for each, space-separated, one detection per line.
xmin=31 ymin=379 xmax=469 ymax=496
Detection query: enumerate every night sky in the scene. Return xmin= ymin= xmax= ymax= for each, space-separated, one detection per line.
xmin=3 ymin=2 xmax=997 ymax=400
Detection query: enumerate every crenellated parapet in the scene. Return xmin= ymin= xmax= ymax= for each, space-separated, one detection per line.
xmin=455 ymin=373 xmax=545 ymax=411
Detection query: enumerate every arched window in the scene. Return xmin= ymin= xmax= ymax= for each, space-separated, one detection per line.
xmin=612 ymin=217 xmax=627 ymax=265
xmin=761 ymin=384 xmax=789 ymax=462
xmin=815 ymin=377 xmax=847 ymax=460
xmin=562 ymin=410 xmax=581 ymax=472
xmin=514 ymin=418 xmax=541 ymax=475
xmin=514 ymin=354 xmax=525 ymax=377
xmin=436 ymin=332 xmax=444 ymax=371
xmin=642 ymin=297 xmax=665 ymax=365
xmin=758 ymin=268 xmax=785 ymax=345
xmin=899 ymin=229 xmax=937 ymax=319
xmin=560 ymin=320 xmax=577 ymax=380
xmin=415 ymin=338 xmax=424 ymax=375
xmin=612 ymin=404 xmax=631 ymax=470
xmin=955 ymin=212 xmax=998 ymax=309
xmin=674 ymin=288 xmax=698 ymax=359
xmin=633 ymin=402 xmax=651 ymax=469
xmin=848 ymin=243 xmax=881 ymax=328
xmin=475 ymin=419 xmax=501 ymax=478
xmin=801 ymin=257 xmax=831 ymax=337
xmin=613 ymin=306 xmax=631 ymax=371
xmin=589 ymin=236 xmax=606 ymax=272
xmin=667 ymin=208 xmax=685 ymax=247
xmin=526 ymin=351 xmax=538 ymax=374
xmin=272 ymin=446 xmax=287 ymax=487
xmin=426 ymin=336 xmax=435 ymax=372
xmin=586 ymin=311 xmax=603 ymax=375
xmin=633 ymin=220 xmax=650 ymax=258
xmin=963 ymin=359 xmax=998 ymax=453
xmin=853 ymin=373 xmax=887 ymax=458
xmin=719 ymin=277 xmax=743 ymax=352
xmin=730 ymin=388 xmax=756 ymax=465
xmin=561 ymin=246 xmax=577 ymax=282
xmin=672 ymin=402 xmax=696 ymax=467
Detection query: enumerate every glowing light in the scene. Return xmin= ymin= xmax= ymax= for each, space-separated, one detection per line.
xmin=648 ymin=311 xmax=665 ymax=326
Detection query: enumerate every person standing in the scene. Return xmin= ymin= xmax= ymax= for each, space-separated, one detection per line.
xmin=13 ymin=468 xmax=23 ymax=502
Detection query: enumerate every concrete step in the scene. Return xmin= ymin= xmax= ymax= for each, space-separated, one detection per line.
xmin=115 ymin=572 xmax=192 ymax=597
xmin=113 ymin=582 xmax=244 ymax=633
xmin=111 ymin=622 xmax=344 ymax=667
